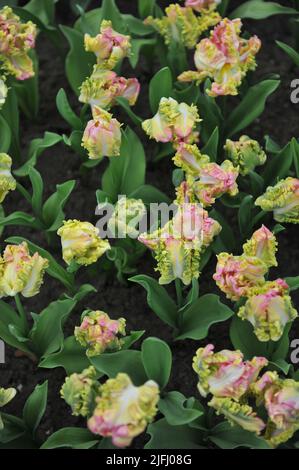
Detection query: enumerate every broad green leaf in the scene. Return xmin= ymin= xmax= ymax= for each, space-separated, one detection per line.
xmin=0 ymin=301 xmax=32 ymax=355
xmin=56 ymin=88 xmax=82 ymax=130
xmin=0 ymin=414 xmax=26 ymax=445
xmin=74 ymin=8 xmax=102 ymax=35
xmin=0 ymin=115 xmax=11 ymax=153
xmin=225 ymin=80 xmax=280 ymax=138
xmin=277 ymin=41 xmax=299 ymax=67
xmin=39 ymin=336 xmax=89 ymax=375
xmin=285 ymin=276 xmax=299 ymax=291
xmin=201 ymin=127 xmax=219 ymax=162
xmin=60 ymin=25 xmax=95 ymax=94
xmin=142 ymin=337 xmax=172 ymax=388
xmin=23 ymin=382 xmax=48 ymax=436
xmin=1 ymin=86 xmax=19 ymax=157
xmin=29 ymin=167 xmax=43 ymax=216
xmin=102 ymin=127 xmax=145 ymax=200
xmin=129 ymin=38 xmax=156 ymax=68
xmin=5 ymin=236 xmax=75 ymax=292
xmin=159 ymin=392 xmax=203 ymax=426
xmin=123 ymin=14 xmax=154 ymax=36
xmin=231 ymin=1 xmax=296 ymax=19
xmin=121 ymin=330 xmax=145 ymax=350
xmin=25 ymin=0 xmax=57 ymax=25
xmin=0 ymin=211 xmax=37 ymax=229
xmin=197 ymin=87 xmax=222 ymax=144
xmin=129 ymin=275 xmax=178 ymax=328
xmin=209 ymin=422 xmax=270 ymax=449
xmin=238 ymin=194 xmax=254 ymax=237
xmin=149 ymin=67 xmax=173 ymax=113
xmin=30 ymin=298 xmax=77 ymax=358
xmin=100 ymin=0 xmax=125 ymax=32
xmin=41 ymin=428 xmax=98 ymax=449
xmin=145 ymin=419 xmax=204 ymax=449
xmin=138 ymin=0 xmax=156 ymax=18
xmin=42 ymin=180 xmax=76 ymax=231
xmin=91 ymin=350 xmax=147 ymax=385
xmin=263 ymin=139 xmax=294 ymax=185
xmin=129 ymin=184 xmax=171 ymax=204
xmin=176 ymin=294 xmax=234 ymax=340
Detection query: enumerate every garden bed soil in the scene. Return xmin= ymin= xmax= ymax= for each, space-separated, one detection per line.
xmin=1 ymin=0 xmax=299 ymax=448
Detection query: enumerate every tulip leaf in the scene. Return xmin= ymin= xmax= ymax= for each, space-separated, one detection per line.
xmin=138 ymin=0 xmax=156 ymax=18
xmin=145 ymin=419 xmax=204 ymax=449
xmin=238 ymin=194 xmax=254 ymax=237
xmin=176 ymin=294 xmax=233 ymax=341
xmin=39 ymin=336 xmax=89 ymax=374
xmin=201 ymin=126 xmax=219 ymax=162
xmin=30 ymin=298 xmax=77 ymax=358
xmin=285 ymin=276 xmax=299 ymax=291
xmin=0 ymin=211 xmax=37 ymax=228
xmin=129 ymin=38 xmax=156 ymax=68
xmin=276 ymin=40 xmax=299 ymax=68
xmin=129 ymin=184 xmax=171 ymax=204
xmin=196 ymin=87 xmax=222 ymax=144
xmin=5 ymin=236 xmax=75 ymax=292
xmin=209 ymin=422 xmax=270 ymax=449
xmin=23 ymin=381 xmax=48 ymax=436
xmin=0 ymin=301 xmax=32 ymax=355
xmin=0 ymin=115 xmax=11 ymax=153
xmin=159 ymin=392 xmax=203 ymax=426
xmin=149 ymin=67 xmax=173 ymax=113
xmin=262 ymin=139 xmax=294 ymax=185
xmin=56 ymin=88 xmax=82 ymax=130
xmin=102 ymin=127 xmax=145 ymax=200
xmin=41 ymin=428 xmax=98 ymax=449
xmin=91 ymin=350 xmax=147 ymax=385
xmin=100 ymin=0 xmax=125 ymax=33
xmin=60 ymin=25 xmax=95 ymax=94
xmin=231 ymin=1 xmax=297 ymax=19
xmin=74 ymin=8 xmax=102 ymax=35
xmin=42 ymin=179 xmax=76 ymax=231
xmin=129 ymin=274 xmax=178 ymax=328
xmin=115 ymin=97 xmax=142 ymax=125
xmin=141 ymin=337 xmax=172 ymax=388
xmin=225 ymin=80 xmax=280 ymax=138
xmin=29 ymin=167 xmax=44 ymax=216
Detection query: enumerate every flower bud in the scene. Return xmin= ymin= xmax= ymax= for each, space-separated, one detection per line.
xmin=213 ymin=253 xmax=267 ymax=301
xmin=0 ymin=387 xmax=16 ymax=429
xmin=224 ymin=136 xmax=267 ymax=175
xmin=0 ymin=6 xmax=36 ymax=80
xmin=79 ymin=67 xmax=140 ymax=110
xmin=142 ymin=97 xmax=200 ymax=145
xmin=57 ymin=219 xmax=110 ymax=266
xmin=0 ymin=242 xmax=48 ymax=298
xmin=82 ymin=106 xmax=122 ymax=159
xmin=0 ymin=153 xmax=16 ymax=203
xmin=242 ymin=225 xmax=277 ymax=269
xmin=84 ymin=20 xmax=131 ymax=69
xmin=238 ymin=279 xmax=297 ymax=342
xmin=87 ymin=373 xmax=159 ymax=447
xmin=178 ymin=18 xmax=261 ymax=97
xmin=108 ymin=197 xmax=146 ymax=238
xmin=61 ymin=366 xmax=99 ymax=417
xmin=192 ymin=344 xmax=268 ymax=399
xmin=255 ymin=177 xmax=299 ymax=224
xmin=75 ymin=310 xmax=126 ymax=357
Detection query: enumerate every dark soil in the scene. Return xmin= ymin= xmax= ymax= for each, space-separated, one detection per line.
xmin=1 ymin=0 xmax=299 ymax=449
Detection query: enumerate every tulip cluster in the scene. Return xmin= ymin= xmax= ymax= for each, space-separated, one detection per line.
xmin=74 ymin=310 xmax=126 ymax=357
xmin=178 ymin=18 xmax=261 ymax=96
xmin=61 ymin=368 xmax=159 ymax=448
xmin=214 ymin=226 xmax=298 ymax=341
xmin=145 ymin=3 xmax=221 ymax=49
xmin=81 ymin=21 xmax=140 ymax=160
xmin=193 ymin=345 xmax=299 ymax=447
xmin=0 ymin=6 xmax=36 ymax=81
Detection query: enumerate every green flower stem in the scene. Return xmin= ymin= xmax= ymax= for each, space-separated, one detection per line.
xmin=15 ymin=293 xmax=28 ymax=333
xmin=175 ymin=278 xmax=183 ymax=309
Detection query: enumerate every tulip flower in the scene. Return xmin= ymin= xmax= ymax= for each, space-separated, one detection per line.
xmin=82 ymin=106 xmax=122 ymax=159
xmin=255 ymin=177 xmax=299 ymax=224
xmin=253 ymin=372 xmax=299 ymax=447
xmin=75 ymin=310 xmax=126 ymax=357
xmin=108 ymin=197 xmax=146 ymax=238
xmin=0 ymin=6 xmax=37 ymax=80
xmin=88 ymin=373 xmax=159 ymax=448
xmin=242 ymin=225 xmax=277 ymax=269
xmin=192 ymin=344 xmax=268 ymax=399
xmin=0 ymin=78 xmax=7 ymax=108
xmin=79 ymin=67 xmax=140 ymax=110
xmin=0 ymin=153 xmax=16 ymax=203
xmin=192 ymin=159 xmax=239 ymax=206
xmin=185 ymin=0 xmax=221 ymax=12
xmin=178 ymin=18 xmax=261 ymax=97
xmin=139 ymin=201 xmax=221 ymax=285
xmin=0 ymin=242 xmax=49 ymax=298
xmin=238 ymin=279 xmax=297 ymax=342
xmin=84 ymin=20 xmax=131 ymax=69
xmin=213 ymin=253 xmax=267 ymax=301
xmin=60 ymin=366 xmax=99 ymax=417
xmin=57 ymin=219 xmax=110 ymax=266
xmin=145 ymin=3 xmax=220 ymax=49
xmin=0 ymin=387 xmax=16 ymax=429
xmin=173 ymin=143 xmax=210 ymax=176
xmin=209 ymin=396 xmax=266 ymax=434
xmin=142 ymin=97 xmax=200 ymax=146
xmin=224 ymin=135 xmax=267 ymax=175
